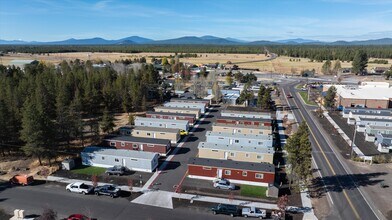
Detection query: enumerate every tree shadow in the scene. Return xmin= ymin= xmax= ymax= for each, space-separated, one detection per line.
xmin=197 ymin=121 xmax=211 ymax=125
xmin=309 ymin=172 xmax=387 ymax=198
xmin=185 ymin=136 xmax=199 ymax=142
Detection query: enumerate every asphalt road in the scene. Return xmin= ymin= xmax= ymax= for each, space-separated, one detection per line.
xmin=149 ymin=106 xmax=220 ymax=191
xmin=0 ymin=182 xmax=232 ymax=220
xmin=280 ymin=81 xmax=382 ymax=220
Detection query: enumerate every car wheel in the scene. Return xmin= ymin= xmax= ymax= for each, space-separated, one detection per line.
xmin=82 ymin=191 xmax=86 ymax=195
xmin=67 ymin=189 xmax=71 ymax=192
xmin=230 ymin=213 xmax=234 ymax=217
xmin=110 ymin=194 xmax=114 ymax=198
xmin=216 ymin=186 xmax=220 ymax=189
xmin=259 ymin=217 xmax=263 ymax=219
xmin=95 ymin=192 xmax=99 ymax=196
xmin=244 ymin=215 xmax=248 ymax=218
xmin=213 ymin=211 xmax=217 ymax=215
xmin=117 ymin=173 xmax=120 ymax=176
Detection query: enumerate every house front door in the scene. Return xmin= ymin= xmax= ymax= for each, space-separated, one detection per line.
xmin=122 ymin=159 xmax=126 ymax=167
xmin=224 ymin=152 xmax=228 ymax=159
xmin=217 ymin=169 xmax=223 ymax=178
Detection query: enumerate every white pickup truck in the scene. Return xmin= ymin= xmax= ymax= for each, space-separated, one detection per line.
xmin=66 ymin=182 xmax=94 ymax=195
xmin=242 ymin=207 xmax=267 ymax=219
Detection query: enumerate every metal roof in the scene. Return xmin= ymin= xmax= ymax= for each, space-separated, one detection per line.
xmin=146 ymin=111 xmax=196 ymax=118
xmin=154 ymin=106 xmax=201 ymax=112
xmin=197 ymin=142 xmax=274 ymax=154
xmin=226 ymin=106 xmax=272 ymax=113
xmin=216 ymin=116 xmax=272 ymax=123
xmin=206 ymin=131 xmax=273 ymax=140
xmin=82 ymin=146 xmax=158 ymax=160
xmin=358 ymin=117 xmax=392 ymax=123
xmin=133 ymin=126 xmax=180 ymax=133
xmin=188 ymin=157 xmax=275 ymax=173
xmin=135 ymin=116 xmax=189 ymax=125
xmin=170 ymin=98 xmax=209 ymax=103
xmin=104 ymin=136 xmax=170 ymax=145
xmin=213 ymin=122 xmax=272 ymax=130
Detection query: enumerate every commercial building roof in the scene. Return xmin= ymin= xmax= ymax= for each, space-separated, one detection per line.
xmin=197 ymin=142 xmax=274 ymax=154
xmin=146 ymin=111 xmax=196 ymax=118
xmin=206 ymin=131 xmax=273 ymax=140
xmin=330 ymin=85 xmax=392 ymax=100
xmin=188 ymin=157 xmax=275 ymax=173
xmin=82 ymin=146 xmax=158 ymax=160
xmin=103 ymin=136 xmax=170 ymax=145
xmin=133 ymin=126 xmax=180 ymax=133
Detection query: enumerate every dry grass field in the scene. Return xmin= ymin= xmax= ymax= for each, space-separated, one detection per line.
xmin=1 ymin=52 xmax=391 ymax=75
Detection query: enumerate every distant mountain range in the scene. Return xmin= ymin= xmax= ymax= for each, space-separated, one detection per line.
xmin=1 ymin=35 xmax=392 ymax=45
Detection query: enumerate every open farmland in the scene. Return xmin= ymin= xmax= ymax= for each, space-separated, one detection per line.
xmin=1 ymin=52 xmax=391 ymax=75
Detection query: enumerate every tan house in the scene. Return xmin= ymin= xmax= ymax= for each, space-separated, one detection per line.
xmin=212 ymin=123 xmax=272 ymax=135
xmin=154 ymin=106 xmax=201 ymax=118
xmin=198 ymin=142 xmax=274 ymax=164
xmin=131 ymin=126 xmax=180 ymax=144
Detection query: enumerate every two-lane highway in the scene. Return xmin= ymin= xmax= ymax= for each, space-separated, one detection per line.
xmin=281 ymin=82 xmax=382 ymax=220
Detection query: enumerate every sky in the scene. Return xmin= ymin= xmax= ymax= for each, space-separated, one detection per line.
xmin=1 ymin=0 xmax=392 ymax=42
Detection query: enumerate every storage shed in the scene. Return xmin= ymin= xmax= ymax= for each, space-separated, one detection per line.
xmin=146 ymin=111 xmax=196 ymax=126
xmin=132 ymin=126 xmax=180 ymax=144
xmin=154 ymin=106 xmax=201 ymax=118
xmin=135 ymin=116 xmax=189 ymax=131
xmin=81 ymin=146 xmax=159 ymax=172
xmin=187 ymin=157 xmax=275 ymax=186
xmin=198 ymin=142 xmax=274 ymax=164
xmin=103 ymin=136 xmax=171 ymax=156
xmin=205 ymin=131 xmax=273 ymax=148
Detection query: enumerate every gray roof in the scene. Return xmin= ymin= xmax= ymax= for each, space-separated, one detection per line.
xmin=82 ymin=146 xmax=158 ymax=160
xmin=216 ymin=116 xmax=272 ymax=123
xmin=104 ymin=136 xmax=170 ymax=145
xmin=198 ymin=142 xmax=274 ymax=154
xmin=366 ymin=125 xmax=392 ymax=130
xmin=221 ymin=109 xmax=271 ymax=115
xmin=170 ymin=98 xmax=209 ymax=103
xmin=146 ymin=111 xmax=196 ymax=118
xmin=188 ymin=157 xmax=275 ymax=173
xmin=206 ymin=131 xmax=273 ymax=140
xmin=350 ymin=111 xmax=392 ymax=117
xmin=133 ymin=126 xmax=180 ymax=133
xmin=164 ymin=102 xmax=206 ymax=107
xmin=213 ymin=122 xmax=272 ymax=130
xmin=154 ymin=106 xmax=201 ymax=112
xmin=135 ymin=116 xmax=189 ymax=125
xmin=226 ymin=106 xmax=272 ymax=113
xmin=358 ymin=117 xmax=392 ymax=123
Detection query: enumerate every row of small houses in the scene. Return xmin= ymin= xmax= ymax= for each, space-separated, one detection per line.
xmin=80 ymin=99 xmax=210 ymax=173
xmin=187 ymin=107 xmax=277 ymax=187
xmin=342 ymin=107 xmax=392 ymax=153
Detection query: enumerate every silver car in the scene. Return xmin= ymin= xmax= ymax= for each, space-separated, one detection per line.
xmin=213 ymin=178 xmax=236 ymax=190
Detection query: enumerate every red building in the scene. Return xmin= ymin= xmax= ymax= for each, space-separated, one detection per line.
xmin=216 ymin=116 xmax=272 ymax=127
xmin=103 ymin=136 xmax=171 ymax=156
xmin=187 ymin=157 xmax=275 ymax=186
xmin=145 ymin=111 xmax=196 ymax=125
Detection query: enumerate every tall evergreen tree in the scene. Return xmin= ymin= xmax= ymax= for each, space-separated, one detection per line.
xmin=100 ymin=107 xmax=115 ymax=134
xmin=257 ymin=85 xmax=266 ymax=107
xmin=324 ymin=86 xmax=337 ymax=109
xmin=352 ymin=50 xmax=368 ymax=74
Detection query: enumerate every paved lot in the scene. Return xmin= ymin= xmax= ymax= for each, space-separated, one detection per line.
xmin=149 ymin=106 xmax=221 ymax=191
xmin=0 ymin=182 xmax=232 ymax=220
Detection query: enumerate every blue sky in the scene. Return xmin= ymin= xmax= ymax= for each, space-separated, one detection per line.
xmin=1 ymin=0 xmax=392 ymax=42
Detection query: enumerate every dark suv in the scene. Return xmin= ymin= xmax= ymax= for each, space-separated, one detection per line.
xmin=94 ymin=185 xmax=121 ymax=198
xmin=211 ymin=204 xmax=241 ymax=217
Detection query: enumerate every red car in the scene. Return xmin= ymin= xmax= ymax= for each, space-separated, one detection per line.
xmin=286 ymin=94 xmax=293 ymax=98
xmin=67 ymin=214 xmax=90 ymax=220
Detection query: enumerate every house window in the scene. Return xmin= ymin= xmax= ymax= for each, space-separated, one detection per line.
xmin=203 ymin=166 xmax=212 ymax=170
xmin=115 ymin=158 xmax=119 ymax=162
xmin=234 ymin=140 xmax=239 ymax=143
xmin=230 ymin=152 xmax=235 ymax=157
xmin=160 ymin=124 xmax=163 ymax=126
xmin=160 ymin=132 xmax=165 ymax=134
xmin=258 ymin=142 xmax=263 ymax=145
xmin=121 ymin=142 xmax=125 ymax=147
xmin=243 ymin=171 xmax=247 ymax=176
xmin=148 ymin=144 xmax=154 ymax=148
xmin=255 ymin=173 xmax=264 ymax=179
xmin=126 ymin=131 xmax=131 ymax=135
xmin=136 ymin=131 xmax=140 ymax=134
xmin=218 ymin=137 xmax=224 ymax=140
xmin=147 ymin=133 xmax=151 ymax=136
xmin=110 ymin=142 xmax=116 ymax=146
xmin=131 ymin=159 xmax=138 ymax=161
xmin=225 ymin=170 xmax=231 ymax=175
xmin=212 ymin=150 xmax=218 ymax=152
xmin=141 ymin=123 xmax=145 ymax=125
xmin=257 ymin=155 xmax=264 ymax=159
xmin=133 ymin=144 xmax=138 ymax=149
xmin=101 ymin=156 xmax=105 ymax=160
xmin=245 ymin=153 xmax=250 ymax=158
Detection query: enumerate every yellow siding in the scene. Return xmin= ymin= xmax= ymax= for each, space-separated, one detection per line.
xmin=198 ymin=148 xmax=273 ymax=164
xmin=212 ymin=126 xmax=271 ymax=135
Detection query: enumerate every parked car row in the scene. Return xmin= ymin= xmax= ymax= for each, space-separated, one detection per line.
xmin=211 ymin=204 xmax=267 ymax=218
xmin=66 ymin=182 xmax=121 ymax=198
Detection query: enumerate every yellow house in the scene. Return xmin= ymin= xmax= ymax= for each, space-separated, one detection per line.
xmin=132 ymin=126 xmax=180 ymax=144
xmin=198 ymin=142 xmax=274 ymax=164
xmin=212 ymin=123 xmax=272 ymax=135
xmin=154 ymin=106 xmax=201 ymax=118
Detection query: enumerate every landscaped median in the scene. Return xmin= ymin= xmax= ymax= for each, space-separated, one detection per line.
xmin=298 ymin=91 xmax=317 ymax=106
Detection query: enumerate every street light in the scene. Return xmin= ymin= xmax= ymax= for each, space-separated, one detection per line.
xmin=350 ymin=121 xmax=357 ymax=158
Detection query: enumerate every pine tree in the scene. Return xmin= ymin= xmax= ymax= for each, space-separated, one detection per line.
xmin=100 ymin=107 xmax=115 ymax=134
xmin=352 ymin=50 xmax=368 ymax=74
xmin=321 ymin=60 xmax=332 ymax=75
xmin=261 ymin=90 xmax=272 ymax=110
xmin=257 ymin=85 xmax=266 ymax=107
xmin=0 ymin=100 xmax=11 ymax=155
xmin=324 ymin=86 xmax=337 ymax=109
xmin=211 ymin=81 xmax=222 ymax=103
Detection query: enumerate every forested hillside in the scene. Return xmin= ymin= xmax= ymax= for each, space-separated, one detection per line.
xmin=1 ymin=45 xmax=392 ymax=60
xmin=0 ymin=60 xmax=162 ymax=163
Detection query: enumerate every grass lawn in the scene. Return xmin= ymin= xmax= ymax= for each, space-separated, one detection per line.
xmin=240 ymin=185 xmax=268 ymax=199
xmin=298 ymin=91 xmax=317 ymax=106
xmin=71 ymin=166 xmax=106 ymax=176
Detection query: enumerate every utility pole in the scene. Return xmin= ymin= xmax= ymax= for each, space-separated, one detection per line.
xmin=350 ymin=122 xmax=357 ymax=158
